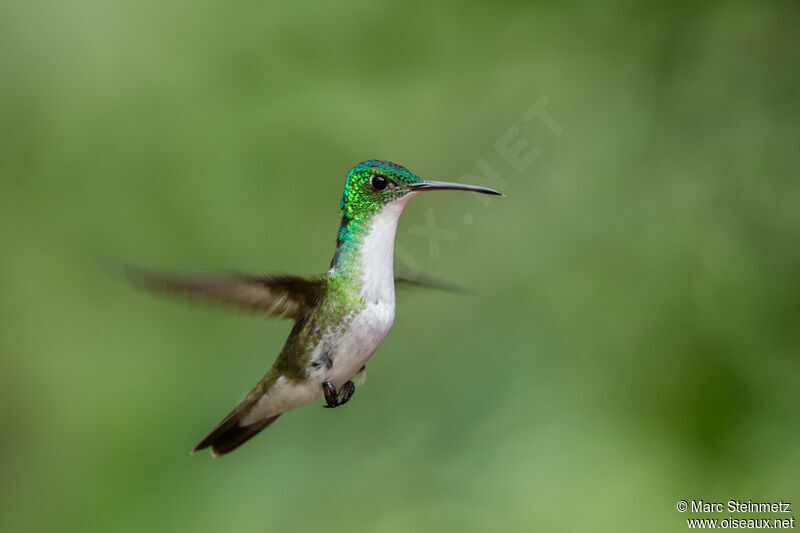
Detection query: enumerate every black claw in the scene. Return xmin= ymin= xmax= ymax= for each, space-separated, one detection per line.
xmin=323 ymin=380 xmax=338 ymax=408
xmin=338 ymin=381 xmax=355 ymax=406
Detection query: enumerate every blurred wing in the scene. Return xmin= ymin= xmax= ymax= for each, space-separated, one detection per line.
xmin=394 ymin=272 xmax=469 ymax=294
xmin=127 ymin=267 xmax=325 ymax=321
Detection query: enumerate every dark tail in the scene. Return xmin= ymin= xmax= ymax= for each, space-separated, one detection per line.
xmin=192 ymin=393 xmax=280 ymax=457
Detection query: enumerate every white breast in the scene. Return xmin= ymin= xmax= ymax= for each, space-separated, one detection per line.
xmin=326 ymin=301 xmax=394 ymax=388
xmin=356 ymin=193 xmax=417 ymax=304
xmin=325 ymin=195 xmax=418 ymax=382
xmin=243 ymin=195 xmax=419 ymax=422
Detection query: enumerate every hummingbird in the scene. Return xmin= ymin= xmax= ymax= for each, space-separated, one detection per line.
xmin=131 ymin=160 xmax=501 ymax=457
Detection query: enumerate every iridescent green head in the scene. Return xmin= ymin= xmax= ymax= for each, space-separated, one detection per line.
xmin=332 ymin=159 xmax=502 ymax=269
xmin=338 ymin=160 xmax=423 ymax=221
xmin=338 ymin=159 xmax=502 ymax=220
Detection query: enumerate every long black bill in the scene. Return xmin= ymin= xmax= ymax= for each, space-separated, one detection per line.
xmin=409 ymin=180 xmax=503 ymax=196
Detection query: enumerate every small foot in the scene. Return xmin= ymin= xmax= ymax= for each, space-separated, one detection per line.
xmin=338 ymin=381 xmax=355 ymax=406
xmin=322 ymin=379 xmax=355 ymax=408
xmin=322 ymin=380 xmax=337 ymax=407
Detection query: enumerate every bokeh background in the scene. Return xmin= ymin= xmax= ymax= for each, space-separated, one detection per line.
xmin=2 ymin=1 xmax=799 ymax=531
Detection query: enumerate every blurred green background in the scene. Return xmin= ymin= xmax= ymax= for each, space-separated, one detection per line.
xmin=2 ymin=1 xmax=799 ymax=531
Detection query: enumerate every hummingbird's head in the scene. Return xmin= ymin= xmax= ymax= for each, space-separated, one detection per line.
xmin=339 ymin=160 xmax=422 ymax=220
xmin=331 ymin=160 xmax=503 ymax=269
xmin=339 ymin=160 xmax=502 ymax=220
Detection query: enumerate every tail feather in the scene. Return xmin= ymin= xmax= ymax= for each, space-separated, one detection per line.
xmin=192 ymin=393 xmax=280 ymax=457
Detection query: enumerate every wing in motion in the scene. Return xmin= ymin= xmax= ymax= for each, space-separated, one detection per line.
xmin=126 ymin=266 xmax=325 ymax=321
xmin=126 ymin=264 xmax=463 ymax=456
xmin=394 ymin=271 xmax=468 ymax=294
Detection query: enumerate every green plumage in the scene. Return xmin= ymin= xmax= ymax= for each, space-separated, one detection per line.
xmin=129 ymin=159 xmax=501 ymax=457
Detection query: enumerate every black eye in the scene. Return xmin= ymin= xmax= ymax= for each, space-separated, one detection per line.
xmin=370 ymin=174 xmax=388 ymax=191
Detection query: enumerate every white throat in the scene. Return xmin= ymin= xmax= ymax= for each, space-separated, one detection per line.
xmin=357 ymin=193 xmax=417 ymax=303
